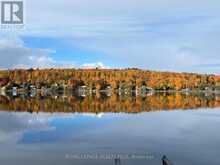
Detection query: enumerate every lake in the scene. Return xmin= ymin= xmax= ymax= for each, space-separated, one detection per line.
xmin=0 ymin=92 xmax=220 ymax=165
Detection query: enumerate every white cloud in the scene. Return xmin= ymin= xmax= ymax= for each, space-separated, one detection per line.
xmin=1 ymin=0 xmax=220 ymax=73
xmin=0 ymin=37 xmax=75 ymax=69
xmin=82 ymin=62 xmax=109 ymax=69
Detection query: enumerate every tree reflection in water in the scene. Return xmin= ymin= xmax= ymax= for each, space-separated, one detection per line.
xmin=0 ymin=92 xmax=220 ymax=113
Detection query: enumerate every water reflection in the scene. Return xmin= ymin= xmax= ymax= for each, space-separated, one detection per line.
xmin=0 ymin=92 xmax=220 ymax=113
xmin=1 ymin=110 xmax=220 ymax=165
xmin=1 ymin=92 xmax=220 ymax=165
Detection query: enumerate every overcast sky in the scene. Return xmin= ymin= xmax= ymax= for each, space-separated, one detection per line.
xmin=0 ymin=0 xmax=220 ymax=74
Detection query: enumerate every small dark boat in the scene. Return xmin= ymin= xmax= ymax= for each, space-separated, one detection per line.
xmin=162 ymin=155 xmax=173 ymax=165
xmin=113 ymin=155 xmax=173 ymax=165
xmin=114 ymin=158 xmax=121 ymax=165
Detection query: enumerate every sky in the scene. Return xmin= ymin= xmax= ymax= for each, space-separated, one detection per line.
xmin=0 ymin=0 xmax=220 ymax=74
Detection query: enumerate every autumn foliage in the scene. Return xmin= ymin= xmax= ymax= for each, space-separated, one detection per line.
xmin=0 ymin=68 xmax=220 ymax=90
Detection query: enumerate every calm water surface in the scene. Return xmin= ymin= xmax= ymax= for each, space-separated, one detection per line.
xmin=0 ymin=93 xmax=220 ymax=165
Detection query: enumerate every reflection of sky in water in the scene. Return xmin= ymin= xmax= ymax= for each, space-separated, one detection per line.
xmin=20 ymin=114 xmax=116 ymax=143
xmin=0 ymin=109 xmax=220 ymax=165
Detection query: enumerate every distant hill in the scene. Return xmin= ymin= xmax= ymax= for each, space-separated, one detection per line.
xmin=0 ymin=68 xmax=220 ymax=91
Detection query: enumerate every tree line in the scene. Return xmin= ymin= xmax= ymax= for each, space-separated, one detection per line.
xmin=1 ymin=68 xmax=220 ymax=91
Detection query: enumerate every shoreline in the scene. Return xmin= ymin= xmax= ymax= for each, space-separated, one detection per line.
xmin=1 ymin=86 xmax=220 ymax=97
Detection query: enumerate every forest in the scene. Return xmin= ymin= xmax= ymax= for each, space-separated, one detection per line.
xmin=1 ymin=68 xmax=220 ymax=93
